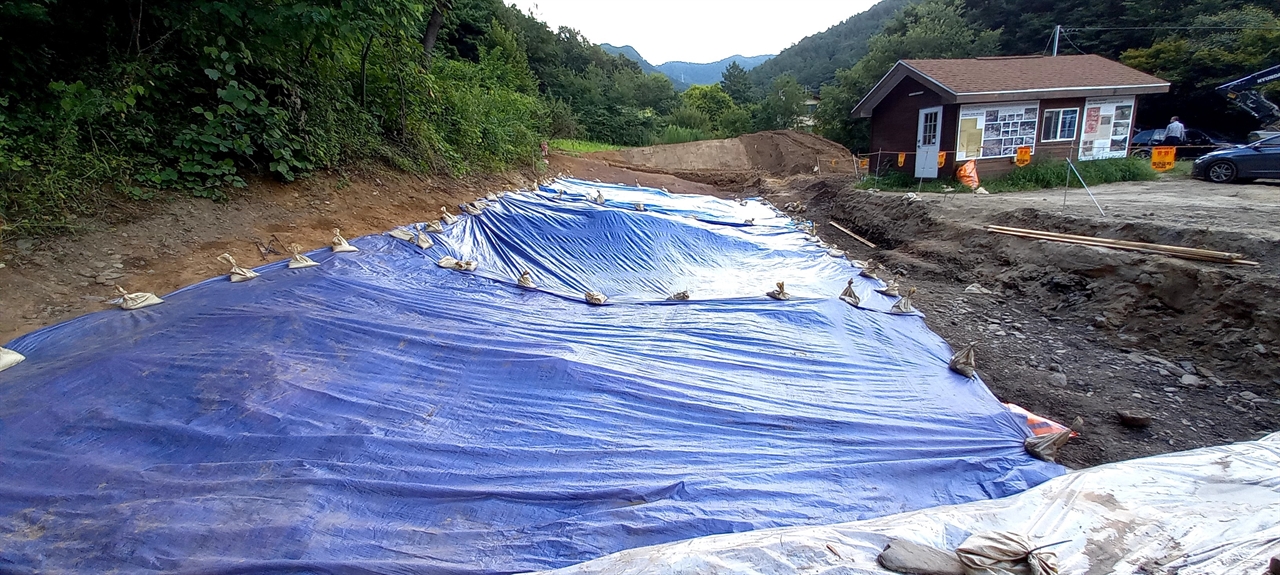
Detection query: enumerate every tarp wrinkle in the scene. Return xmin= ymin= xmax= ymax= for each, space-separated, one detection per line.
xmin=0 ymin=178 xmax=1061 ymax=574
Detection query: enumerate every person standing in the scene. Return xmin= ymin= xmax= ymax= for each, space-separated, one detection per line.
xmin=1164 ymin=116 xmax=1186 ymax=146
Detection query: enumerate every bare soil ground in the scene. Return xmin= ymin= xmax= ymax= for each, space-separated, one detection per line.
xmin=4 ymin=149 xmax=1277 ymax=471
xmin=1 ymin=166 xmax=538 ymax=345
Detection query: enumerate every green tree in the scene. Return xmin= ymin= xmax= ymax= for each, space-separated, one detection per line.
xmin=747 ymin=0 xmax=913 ymax=90
xmin=757 ymin=75 xmax=808 ymax=131
xmin=613 ymin=71 xmax=681 ymax=115
xmin=668 ymin=106 xmax=714 ymax=131
xmin=720 ymin=61 xmax=755 ymax=105
xmin=816 ymin=0 xmax=1000 ymax=150
xmin=717 ymin=107 xmax=754 ymax=137
xmin=682 ymin=84 xmax=737 ymax=123
xmin=1121 ymin=6 xmax=1280 ymax=135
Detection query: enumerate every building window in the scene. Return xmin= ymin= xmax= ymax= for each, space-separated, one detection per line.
xmin=922 ymin=110 xmax=939 ymax=146
xmin=1041 ymin=109 xmax=1079 ymax=142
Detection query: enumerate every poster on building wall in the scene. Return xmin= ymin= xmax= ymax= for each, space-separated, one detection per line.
xmin=956 ymin=101 xmax=1040 ymax=161
xmin=1079 ymin=96 xmax=1136 ymax=161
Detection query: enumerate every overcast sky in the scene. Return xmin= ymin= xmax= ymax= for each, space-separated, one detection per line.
xmin=507 ymin=0 xmax=879 ymax=65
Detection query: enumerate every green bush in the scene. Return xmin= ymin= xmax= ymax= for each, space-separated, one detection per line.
xmin=666 ymin=106 xmax=714 ymax=131
xmin=550 ymin=139 xmax=624 ymax=153
xmin=654 ymin=126 xmax=714 ymax=145
xmin=985 ymin=157 xmax=1157 ymax=192
xmin=858 ymin=157 xmax=1159 ymax=192
xmin=0 ymin=1 xmax=680 ymax=239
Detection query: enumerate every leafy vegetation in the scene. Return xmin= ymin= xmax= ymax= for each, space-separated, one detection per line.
xmin=0 ymin=0 xmax=690 ymax=236
xmin=720 ymin=62 xmax=755 ymax=106
xmin=816 ymin=0 xmax=1000 ymax=151
xmin=964 ymin=0 xmax=1279 ymax=135
xmin=654 ymin=126 xmax=716 ymax=145
xmin=549 ymin=139 xmax=624 ymax=154
xmin=747 ymin=0 xmax=914 ymax=91
xmin=862 ymin=157 xmax=1158 ymax=192
xmin=654 ymin=76 xmax=807 ymax=145
xmin=986 ymin=157 xmax=1158 ymax=191
xmin=752 ymin=0 xmax=1278 ymax=153
xmin=1119 ymin=6 xmax=1280 ymax=136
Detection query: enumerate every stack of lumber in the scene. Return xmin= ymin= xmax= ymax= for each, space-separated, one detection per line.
xmin=985 ymin=225 xmax=1259 ymax=266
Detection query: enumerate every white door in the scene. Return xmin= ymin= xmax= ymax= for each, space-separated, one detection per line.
xmin=915 ymin=106 xmax=942 ymax=179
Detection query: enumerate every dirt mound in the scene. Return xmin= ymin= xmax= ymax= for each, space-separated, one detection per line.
xmin=828 ymin=192 xmax=1280 ymax=381
xmin=591 ymin=131 xmax=858 ymax=185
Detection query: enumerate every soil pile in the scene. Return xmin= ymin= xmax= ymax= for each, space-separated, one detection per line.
xmin=590 ymin=131 xmax=858 ymax=187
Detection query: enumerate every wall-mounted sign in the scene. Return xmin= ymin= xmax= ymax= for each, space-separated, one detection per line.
xmin=1079 ymin=96 xmax=1135 ymax=161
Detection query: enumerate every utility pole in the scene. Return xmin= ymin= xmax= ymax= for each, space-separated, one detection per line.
xmin=1052 ymin=25 xmax=1061 ymax=56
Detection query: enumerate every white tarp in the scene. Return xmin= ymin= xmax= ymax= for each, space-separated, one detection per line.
xmin=536 ymin=433 xmax=1280 ymax=575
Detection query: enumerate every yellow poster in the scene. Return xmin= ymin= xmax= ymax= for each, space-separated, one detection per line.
xmin=958 ymin=118 xmax=982 ymax=159
xmin=938 ymin=151 xmax=947 ymax=168
xmin=1015 ymin=146 xmax=1032 ymax=167
xmin=858 ymin=158 xmax=869 ymax=171
xmin=897 ymin=152 xmax=906 ymax=167
xmin=1151 ymin=147 xmax=1176 ymax=172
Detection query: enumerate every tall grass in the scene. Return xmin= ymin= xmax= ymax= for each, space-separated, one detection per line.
xmin=859 ymin=157 xmax=1159 ymax=192
xmin=653 ymin=126 xmax=714 ymax=145
xmin=984 ymin=157 xmax=1157 ymax=192
xmin=549 ymin=139 xmax=625 ymax=154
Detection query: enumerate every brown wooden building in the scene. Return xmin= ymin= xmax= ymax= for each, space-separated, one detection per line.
xmin=851 ymin=55 xmax=1170 ymax=179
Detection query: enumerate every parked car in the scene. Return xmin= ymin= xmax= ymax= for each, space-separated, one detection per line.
xmin=1130 ymin=128 xmax=1232 ymax=159
xmin=1192 ymin=134 xmax=1280 ymax=183
xmin=1248 ymin=130 xmax=1280 ymax=143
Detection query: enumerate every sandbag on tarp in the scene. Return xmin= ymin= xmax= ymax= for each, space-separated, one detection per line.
xmin=535 ymin=433 xmax=1280 ymax=575
xmin=0 ymin=180 xmax=1062 ymax=574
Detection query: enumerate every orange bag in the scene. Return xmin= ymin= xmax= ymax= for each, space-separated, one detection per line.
xmin=1005 ymin=403 xmax=1076 ymax=437
xmin=956 ymin=160 xmax=981 ymax=190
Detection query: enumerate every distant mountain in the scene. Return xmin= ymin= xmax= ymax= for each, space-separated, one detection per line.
xmin=656 ymin=55 xmax=773 ymax=88
xmin=748 ymin=0 xmax=914 ymax=90
xmin=601 ymin=44 xmax=772 ymax=91
xmin=600 ymin=43 xmax=663 ymax=76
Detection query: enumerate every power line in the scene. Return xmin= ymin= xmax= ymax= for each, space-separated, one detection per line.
xmin=1063 ymin=26 xmax=1280 ymax=32
xmin=1059 ymin=31 xmax=1087 ymax=55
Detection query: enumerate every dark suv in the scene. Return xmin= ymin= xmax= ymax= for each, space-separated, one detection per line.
xmin=1129 ymin=128 xmax=1230 ymax=159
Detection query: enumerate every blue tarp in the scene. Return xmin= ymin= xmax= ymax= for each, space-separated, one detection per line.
xmin=0 ymin=179 xmax=1063 ymax=574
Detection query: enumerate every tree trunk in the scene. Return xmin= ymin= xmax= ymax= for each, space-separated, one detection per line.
xmin=360 ymin=33 xmax=376 ymax=107
xmin=420 ymin=0 xmax=451 ymax=67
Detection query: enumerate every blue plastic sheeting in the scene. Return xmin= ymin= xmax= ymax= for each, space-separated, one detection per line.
xmin=0 ymin=179 xmax=1063 ymax=574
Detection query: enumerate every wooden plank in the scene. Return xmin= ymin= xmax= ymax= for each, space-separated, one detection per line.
xmin=985 ymin=225 xmax=1248 ymax=260
xmin=829 ymin=222 xmax=878 ymax=249
xmin=985 ymin=226 xmax=1258 ymax=266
